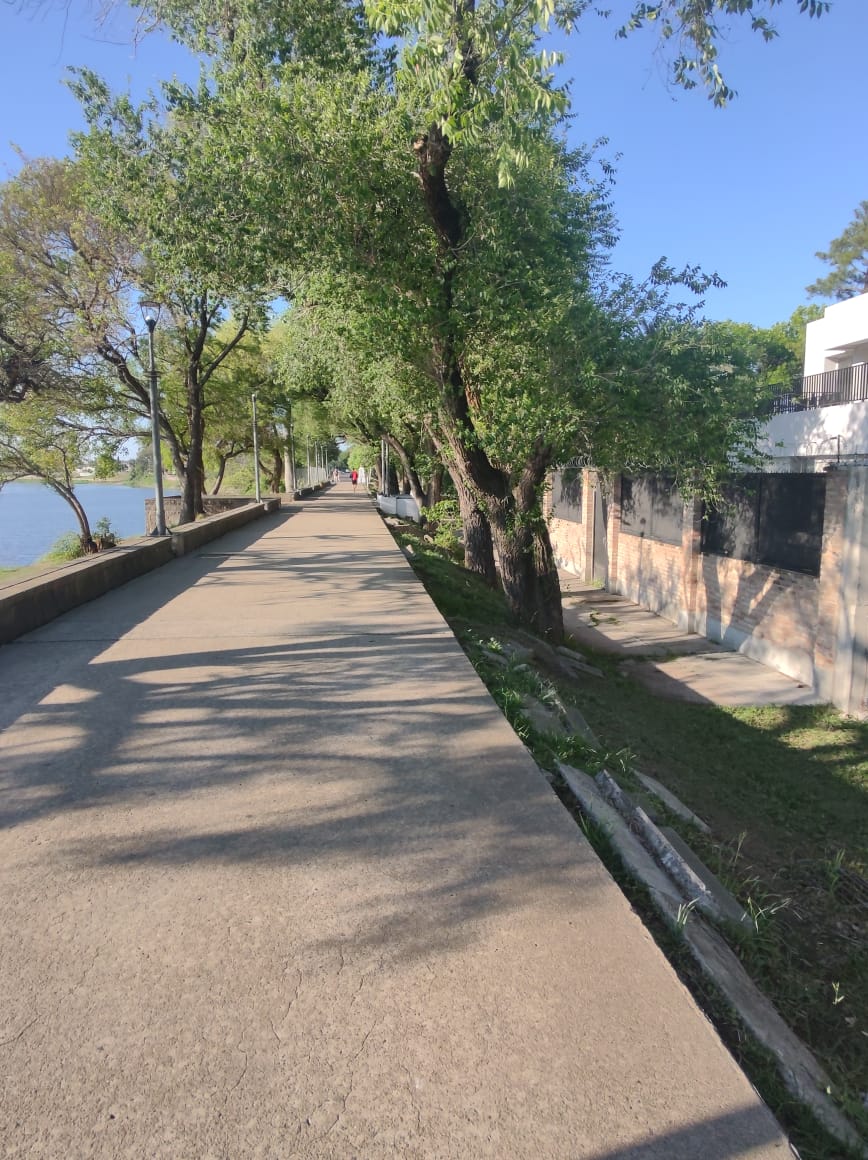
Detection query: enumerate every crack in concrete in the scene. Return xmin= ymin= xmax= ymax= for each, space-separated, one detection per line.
xmin=0 ymin=1017 xmax=39 ymax=1048
xmin=225 ymin=1048 xmax=248 ymax=1099
xmin=270 ymin=967 xmax=302 ymax=1044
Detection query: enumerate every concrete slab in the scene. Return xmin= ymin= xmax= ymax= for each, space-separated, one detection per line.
xmin=0 ymin=489 xmax=790 ymax=1158
xmin=560 ymin=575 xmax=821 ymax=707
xmin=660 ymin=826 xmax=751 ymax=929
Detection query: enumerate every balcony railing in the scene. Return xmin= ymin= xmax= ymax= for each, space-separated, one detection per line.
xmin=766 ymin=362 xmax=868 ymax=415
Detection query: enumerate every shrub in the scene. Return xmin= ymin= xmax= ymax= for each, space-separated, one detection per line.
xmin=421 ymin=499 xmax=462 ymax=553
xmin=42 ymin=533 xmax=86 ymax=562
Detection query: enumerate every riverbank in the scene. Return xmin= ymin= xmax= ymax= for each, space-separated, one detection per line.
xmin=0 ymin=480 xmax=163 ymax=569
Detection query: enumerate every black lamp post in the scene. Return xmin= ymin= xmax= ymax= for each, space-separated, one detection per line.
xmin=140 ymin=299 xmax=166 ymax=535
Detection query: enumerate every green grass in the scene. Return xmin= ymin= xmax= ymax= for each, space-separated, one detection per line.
xmin=391 ymin=524 xmax=868 ymax=1160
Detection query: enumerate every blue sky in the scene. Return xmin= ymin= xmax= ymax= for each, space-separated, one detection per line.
xmin=1 ymin=1 xmax=865 ymax=328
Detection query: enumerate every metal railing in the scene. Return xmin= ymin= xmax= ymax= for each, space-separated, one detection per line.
xmin=294 ymin=465 xmax=330 ymax=490
xmin=766 ymin=362 xmax=868 ymax=415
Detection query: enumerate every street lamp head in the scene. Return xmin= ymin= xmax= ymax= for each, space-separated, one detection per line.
xmin=140 ymin=299 xmax=162 ymax=331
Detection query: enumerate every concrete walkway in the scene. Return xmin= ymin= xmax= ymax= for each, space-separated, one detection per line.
xmin=1 ymin=487 xmax=791 ymax=1158
xmin=559 ymin=573 xmax=820 ymax=706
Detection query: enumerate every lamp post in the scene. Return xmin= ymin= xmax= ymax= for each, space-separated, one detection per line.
xmin=251 ymin=392 xmax=262 ymax=502
xmin=140 ymin=299 xmax=166 ymax=536
xmin=286 ymin=400 xmax=297 ymax=495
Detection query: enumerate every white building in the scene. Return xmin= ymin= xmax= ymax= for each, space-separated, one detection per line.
xmin=758 ymin=291 xmax=868 ymax=471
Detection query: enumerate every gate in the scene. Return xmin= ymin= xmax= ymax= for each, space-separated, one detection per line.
xmin=592 ymin=483 xmax=608 ymax=585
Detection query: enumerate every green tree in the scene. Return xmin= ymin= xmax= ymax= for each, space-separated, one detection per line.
xmin=0 ymin=155 xmax=256 ymax=525
xmin=807 ymin=201 xmax=868 ymax=302
xmin=92 ymin=441 xmax=125 ymax=479
xmin=702 ymin=304 xmax=822 ymax=395
xmin=0 ymin=394 xmax=99 ymax=552
xmin=73 ymin=0 xmax=828 ymax=634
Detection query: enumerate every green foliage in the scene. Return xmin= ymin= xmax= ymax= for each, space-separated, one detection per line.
xmin=93 ymin=515 xmax=118 ymax=541
xmin=421 ymin=499 xmax=462 ymax=553
xmin=807 ymin=201 xmax=868 ymax=302
xmin=42 ymin=532 xmax=87 ymax=562
xmin=92 ymin=445 xmax=124 ymax=479
xmin=617 ymin=1 xmax=830 ymax=107
xmin=347 ymin=444 xmax=379 ymax=472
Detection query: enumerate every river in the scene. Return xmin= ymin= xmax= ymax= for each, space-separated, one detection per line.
xmin=0 ymin=481 xmax=155 ymax=568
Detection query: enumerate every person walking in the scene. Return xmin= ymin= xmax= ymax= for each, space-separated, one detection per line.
xmin=351 ymin=469 xmax=358 ymax=492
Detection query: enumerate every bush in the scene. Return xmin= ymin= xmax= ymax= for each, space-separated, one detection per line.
xmin=94 ymin=516 xmax=118 ymax=547
xmin=421 ymin=499 xmax=462 ymax=553
xmin=42 ymin=532 xmax=86 ymax=562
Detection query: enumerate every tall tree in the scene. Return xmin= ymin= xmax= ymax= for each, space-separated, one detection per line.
xmin=73 ymin=0 xmax=829 ymax=633
xmin=0 ymin=155 xmax=255 ymax=524
xmin=0 ymin=392 xmax=103 ymax=552
xmin=807 ymin=201 xmax=868 ymax=302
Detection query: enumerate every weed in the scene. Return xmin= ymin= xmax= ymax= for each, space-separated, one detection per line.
xmin=675 ymin=898 xmax=698 ymax=930
xmin=825 ymin=848 xmax=847 ymax=897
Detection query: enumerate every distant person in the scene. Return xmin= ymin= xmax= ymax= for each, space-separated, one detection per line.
xmin=351 ymin=469 xmax=358 ymax=492
xmin=331 ymin=468 xmax=339 ymax=484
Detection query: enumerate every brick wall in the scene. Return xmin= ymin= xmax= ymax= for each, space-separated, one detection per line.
xmin=616 ymin=533 xmax=684 ymax=623
xmin=546 ymin=468 xmax=595 ymax=579
xmin=693 ymin=554 xmax=819 ymax=685
xmin=814 ymin=472 xmax=848 ymax=684
xmin=547 ymin=467 xmax=863 ymax=701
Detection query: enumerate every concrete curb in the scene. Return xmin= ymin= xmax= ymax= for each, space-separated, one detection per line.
xmin=558 ymin=761 xmax=867 ymax=1158
xmin=594 ymin=769 xmax=747 ymax=930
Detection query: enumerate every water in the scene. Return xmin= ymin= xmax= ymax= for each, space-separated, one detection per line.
xmin=0 ymin=481 xmax=155 ymax=568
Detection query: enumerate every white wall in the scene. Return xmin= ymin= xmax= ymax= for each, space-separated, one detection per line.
xmin=804 ymin=292 xmax=868 ymax=376
xmin=759 ymin=401 xmax=868 ymax=464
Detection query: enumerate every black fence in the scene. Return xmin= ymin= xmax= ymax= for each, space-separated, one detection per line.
xmin=621 ymin=475 xmax=684 ymax=545
xmin=552 ymin=468 xmax=584 ymax=523
xmin=701 ymin=473 xmax=826 ymax=576
xmin=765 ymin=363 xmax=868 ymax=415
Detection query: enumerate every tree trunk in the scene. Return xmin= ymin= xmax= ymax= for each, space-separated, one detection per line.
xmin=182 ymin=371 xmax=206 ymax=524
xmin=487 ymin=500 xmax=564 ymax=640
xmin=266 ymin=448 xmax=282 ymax=493
xmin=425 ymin=463 xmax=444 ymax=508
xmin=414 ymin=120 xmax=561 ymax=631
xmin=46 ymin=479 xmax=96 ymax=553
xmin=453 ymin=474 xmax=497 ymax=586
xmin=211 ymin=455 xmax=228 ymax=495
xmin=385 ymin=433 xmax=426 ymax=506
xmin=428 ymin=426 xmax=497 ymax=583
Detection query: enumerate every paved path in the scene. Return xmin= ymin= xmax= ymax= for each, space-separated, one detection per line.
xmin=1 ymin=488 xmax=790 ymax=1158
xmin=560 ymin=574 xmax=819 ymax=706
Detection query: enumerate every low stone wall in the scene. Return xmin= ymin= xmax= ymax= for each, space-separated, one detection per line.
xmin=145 ymin=494 xmax=268 ymax=535
xmin=0 ymin=499 xmax=281 ymax=646
xmin=0 ymin=538 xmax=173 ymax=645
xmin=170 ymin=499 xmax=280 ymax=557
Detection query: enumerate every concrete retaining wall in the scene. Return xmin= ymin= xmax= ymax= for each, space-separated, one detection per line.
xmin=170 ymin=499 xmax=280 ymax=556
xmin=145 ymin=494 xmax=266 ymax=534
xmin=0 ymin=499 xmax=281 ymax=646
xmin=377 ymin=494 xmax=421 ymax=521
